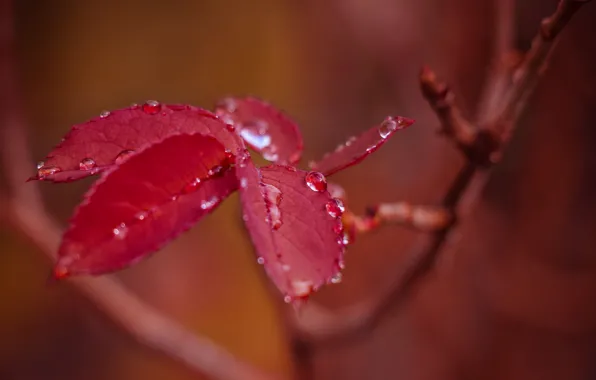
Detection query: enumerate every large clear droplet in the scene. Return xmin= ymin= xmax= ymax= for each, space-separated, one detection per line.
xmin=239 ymin=120 xmax=271 ymax=150
xmin=305 ymin=171 xmax=327 ymax=192
xmin=142 ymin=100 xmax=161 ymax=115
xmin=37 ymin=165 xmax=61 ymax=178
xmin=325 ymin=198 xmax=345 ymax=218
xmin=378 ymin=117 xmax=398 ymax=139
xmin=115 ymin=150 xmax=135 ymax=164
xmin=79 ymin=157 xmax=97 ymax=170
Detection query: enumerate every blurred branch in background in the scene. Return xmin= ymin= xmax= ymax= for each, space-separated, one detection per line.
xmin=291 ymin=0 xmax=591 ymax=350
xmin=0 ymin=1 xmax=279 ymax=380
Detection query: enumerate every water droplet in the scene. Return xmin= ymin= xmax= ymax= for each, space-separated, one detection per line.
xmin=208 ymin=165 xmax=225 ymax=177
xmin=337 ymin=231 xmax=351 ymax=246
xmin=242 ymin=213 xmax=249 ymax=222
xmin=262 ymin=183 xmax=282 ymax=230
xmin=79 ymin=157 xmax=96 ymax=170
xmin=223 ymin=150 xmax=235 ymax=166
xmin=285 ymin=166 xmax=297 ymax=172
xmin=239 ymin=120 xmax=271 ymax=150
xmin=281 ymin=264 xmax=291 ymax=272
xmin=99 ymin=110 xmax=110 ymax=118
xmin=379 ymin=117 xmax=398 ymax=139
xmin=337 ymin=258 xmax=346 ymax=270
xmin=214 ymin=97 xmax=237 ymax=114
xmin=113 ymin=223 xmax=128 ymax=239
xmin=200 ymin=196 xmax=219 ymax=210
xmin=284 ymin=295 xmax=292 ymax=304
xmin=142 ymin=100 xmax=161 ymax=115
xmin=291 ymin=280 xmax=313 ymax=298
xmin=325 ymin=198 xmax=345 ymax=218
xmin=134 ymin=211 xmax=148 ymax=221
xmin=257 ymin=257 xmax=265 ymax=265
xmin=345 ymin=136 xmax=356 ymax=147
xmin=262 ymin=144 xmax=279 ymax=162
xmin=36 ymin=161 xmax=45 ymax=170
xmin=130 ymin=103 xmax=139 ymax=109
xmin=240 ymin=177 xmax=248 ymax=189
xmin=335 ymin=144 xmax=345 ymax=152
xmin=305 ymin=171 xmax=327 ymax=192
xmin=333 ymin=220 xmax=344 ymax=235
xmin=330 ymin=272 xmax=343 ymax=284
xmin=182 ymin=178 xmax=201 ymax=193
xmin=225 ymin=122 xmax=236 ymax=132
xmin=171 ymin=195 xmax=179 ymax=201
xmin=237 ymin=150 xmax=251 ymax=168
xmin=37 ymin=165 xmax=61 ymax=178
xmin=115 ymin=150 xmax=135 ymax=164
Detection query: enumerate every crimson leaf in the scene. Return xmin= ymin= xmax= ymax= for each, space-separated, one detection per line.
xmin=310 ymin=116 xmax=414 ymax=176
xmin=34 ymin=102 xmax=242 ymax=182
xmin=236 ymin=153 xmax=345 ymax=302
xmin=214 ymin=97 xmax=303 ymax=165
xmin=54 ymin=133 xmax=237 ymax=278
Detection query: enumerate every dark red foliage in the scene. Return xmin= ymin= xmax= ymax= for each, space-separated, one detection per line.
xmin=310 ymin=116 xmax=415 ymax=176
xmin=33 ymin=102 xmax=242 ymax=182
xmin=214 ymin=97 xmax=303 ymax=165
xmin=54 ymin=133 xmax=237 ymax=278
xmin=235 ymin=154 xmax=345 ymax=300
xmin=37 ymin=99 xmax=414 ymax=301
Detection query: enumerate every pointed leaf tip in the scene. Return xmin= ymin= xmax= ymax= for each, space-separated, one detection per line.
xmin=57 ymin=133 xmax=238 ymax=276
xmin=310 ymin=115 xmax=415 ymax=176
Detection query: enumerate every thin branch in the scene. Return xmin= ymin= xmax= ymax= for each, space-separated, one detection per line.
xmin=292 ymin=0 xmax=590 ymax=345
xmin=0 ymin=2 xmax=279 ymax=380
xmin=476 ymin=0 xmax=517 ymax=123
xmin=342 ymin=203 xmax=452 ymax=235
xmin=419 ymin=66 xmax=477 ymax=151
xmin=492 ymin=0 xmax=591 ymax=141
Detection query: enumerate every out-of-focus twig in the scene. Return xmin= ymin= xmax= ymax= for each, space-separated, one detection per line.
xmin=292 ymin=0 xmax=591 ymax=346
xmin=0 ymin=2 xmax=279 ymax=380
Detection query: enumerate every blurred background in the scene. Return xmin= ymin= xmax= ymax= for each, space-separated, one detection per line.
xmin=1 ymin=0 xmax=596 ymax=379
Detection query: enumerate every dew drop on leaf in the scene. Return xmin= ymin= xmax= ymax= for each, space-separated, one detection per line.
xmin=325 ymin=198 xmax=345 ymax=218
xmin=36 ymin=161 xmax=45 ymax=170
xmin=305 ymin=171 xmax=327 ymax=192
xmin=378 ymin=118 xmax=398 ymax=139
xmin=330 ymin=272 xmax=343 ymax=284
xmin=240 ymin=177 xmax=248 ymax=189
xmin=333 ymin=220 xmax=344 ymax=235
xmin=37 ymin=165 xmax=61 ymax=178
xmin=142 ymin=100 xmax=161 ymax=115
xmin=113 ymin=223 xmax=128 ymax=239
xmin=200 ymin=196 xmax=219 ymax=210
xmin=99 ymin=110 xmax=110 ymax=119
xmin=115 ymin=150 xmax=135 ymax=164
xmin=262 ymin=183 xmax=283 ymax=230
xmin=239 ymin=121 xmax=272 ymax=150
xmin=79 ymin=158 xmax=97 ymax=170
xmin=134 ymin=211 xmax=148 ymax=221
xmin=291 ymin=280 xmax=314 ymax=298
xmin=257 ymin=257 xmax=265 ymax=265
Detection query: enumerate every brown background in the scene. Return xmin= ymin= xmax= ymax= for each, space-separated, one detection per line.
xmin=1 ymin=0 xmax=596 ymax=379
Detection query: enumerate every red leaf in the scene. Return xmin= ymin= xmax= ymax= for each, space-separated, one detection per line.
xmin=214 ymin=97 xmax=303 ymax=165
xmin=310 ymin=116 xmax=415 ymax=176
xmin=54 ymin=133 xmax=237 ymax=278
xmin=34 ymin=102 xmax=243 ymax=182
xmin=236 ymin=154 xmax=345 ymax=302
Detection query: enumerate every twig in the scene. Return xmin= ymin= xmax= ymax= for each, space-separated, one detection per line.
xmin=0 ymin=2 xmax=279 ymax=379
xmin=292 ymin=0 xmax=590 ymax=345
